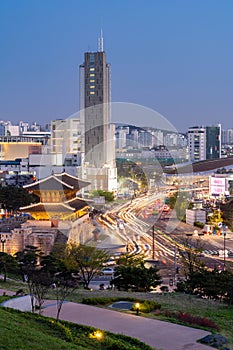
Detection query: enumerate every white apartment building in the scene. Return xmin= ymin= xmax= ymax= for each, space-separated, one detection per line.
xmin=222 ymin=128 xmax=233 ymax=145
xmin=50 ymin=118 xmax=84 ymax=166
xmin=188 ymin=126 xmax=206 ymax=162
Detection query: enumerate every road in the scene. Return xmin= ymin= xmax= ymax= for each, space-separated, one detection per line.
xmin=96 ymin=191 xmax=233 ymax=276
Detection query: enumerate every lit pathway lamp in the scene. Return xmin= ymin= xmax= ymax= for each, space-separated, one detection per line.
xmin=90 ymin=330 xmax=104 ymax=341
xmin=135 ymin=302 xmax=140 ymax=316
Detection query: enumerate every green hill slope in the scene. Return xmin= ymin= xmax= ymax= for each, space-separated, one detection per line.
xmin=0 ymin=307 xmax=154 ymax=350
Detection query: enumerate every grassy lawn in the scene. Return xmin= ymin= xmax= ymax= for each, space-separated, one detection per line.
xmin=1 ymin=279 xmax=233 ymax=349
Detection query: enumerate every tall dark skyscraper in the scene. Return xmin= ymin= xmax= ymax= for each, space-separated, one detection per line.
xmin=79 ymin=33 xmax=117 ymax=192
xmin=79 ymin=32 xmax=113 ymax=169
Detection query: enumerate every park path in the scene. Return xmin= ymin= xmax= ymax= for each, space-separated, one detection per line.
xmin=42 ymin=300 xmax=213 ymax=350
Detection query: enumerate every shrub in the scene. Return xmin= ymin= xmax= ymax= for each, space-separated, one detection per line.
xmin=82 ymin=297 xmax=161 ymax=313
xmin=194 ymin=221 xmax=204 ymax=229
xmin=48 ymin=320 xmax=73 ymax=342
xmin=176 ymin=312 xmax=219 ymax=331
xmin=131 ymin=300 xmax=161 ymax=313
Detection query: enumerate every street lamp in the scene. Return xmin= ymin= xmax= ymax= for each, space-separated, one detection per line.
xmin=223 ymin=231 xmax=226 ymax=269
xmin=135 ymin=302 xmax=140 ymax=315
xmin=152 ymin=224 xmax=155 ymax=260
xmin=222 ymin=224 xmax=227 ymax=269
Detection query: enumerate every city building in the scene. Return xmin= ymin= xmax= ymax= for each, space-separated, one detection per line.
xmin=222 ymin=128 xmax=233 ymax=145
xmin=79 ymin=32 xmax=117 ymax=192
xmin=188 ymin=125 xmax=221 ymax=162
xmin=188 ymin=126 xmax=206 ymax=162
xmin=20 ymin=171 xmax=91 ymax=221
xmin=186 ymin=208 xmax=206 ymax=226
xmin=0 ymin=138 xmax=42 ymax=161
xmin=2 ymin=172 xmax=95 ymax=256
xmin=50 ymin=118 xmax=83 ymax=166
xmin=206 ymin=125 xmax=221 ymax=160
xmin=209 ymin=173 xmax=233 ymax=197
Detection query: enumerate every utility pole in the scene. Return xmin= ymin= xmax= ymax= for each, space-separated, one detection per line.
xmin=223 ymin=229 xmax=226 ymax=269
xmin=152 ymin=224 xmax=155 ymax=260
xmin=222 ymin=224 xmax=227 ymax=270
xmin=174 ymin=244 xmax=177 ymax=285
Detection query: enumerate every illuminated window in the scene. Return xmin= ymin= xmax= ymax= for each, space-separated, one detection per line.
xmin=90 ymin=67 xmax=95 ymax=71
xmin=90 ymin=79 xmax=95 ymax=83
xmin=90 ymin=85 xmax=95 ymax=89
xmin=90 ymin=92 xmax=95 ymax=95
xmin=90 ymin=74 xmax=95 ymax=77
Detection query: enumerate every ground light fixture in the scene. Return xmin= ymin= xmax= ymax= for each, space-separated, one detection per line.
xmin=135 ymin=302 xmax=140 ymax=315
xmin=89 ymin=330 xmax=104 ymax=341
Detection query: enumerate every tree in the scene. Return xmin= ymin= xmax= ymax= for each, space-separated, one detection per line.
xmin=112 ymin=253 xmax=162 ymax=292
xmin=15 ymin=246 xmax=43 ymax=312
xmin=168 ymin=191 xmax=192 ymax=220
xmin=52 ymin=271 xmax=78 ymax=320
xmin=41 ymin=246 xmax=81 ymax=320
xmin=178 ymin=237 xmax=205 ymax=281
xmin=0 ymin=252 xmax=18 ymax=282
xmin=67 ymin=243 xmax=110 ymax=288
xmin=92 ymin=190 xmax=114 ymax=202
xmin=207 ymin=209 xmax=223 ymax=228
xmin=29 ymin=270 xmax=53 ymax=314
xmin=0 ymin=186 xmax=39 ymax=212
xmin=117 ymin=252 xmax=145 ymax=267
xmin=177 ymin=268 xmax=233 ymax=304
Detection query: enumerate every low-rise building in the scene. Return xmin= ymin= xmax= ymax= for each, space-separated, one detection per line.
xmin=186 ymin=208 xmax=206 ymax=225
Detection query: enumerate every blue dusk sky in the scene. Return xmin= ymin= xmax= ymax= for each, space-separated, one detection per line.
xmin=0 ymin=0 xmax=233 ymax=132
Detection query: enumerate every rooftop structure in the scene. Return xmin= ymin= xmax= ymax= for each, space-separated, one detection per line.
xmin=20 ymin=171 xmax=91 ymax=221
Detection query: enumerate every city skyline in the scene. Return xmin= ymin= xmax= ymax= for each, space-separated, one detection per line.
xmin=1 ymin=1 xmax=233 ymax=132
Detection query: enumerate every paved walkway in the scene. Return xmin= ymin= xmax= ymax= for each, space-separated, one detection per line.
xmin=42 ymin=301 xmax=213 ymax=350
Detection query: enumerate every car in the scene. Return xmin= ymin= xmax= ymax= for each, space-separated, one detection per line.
xmin=101 ymin=267 xmax=114 ymax=276
xmin=103 ymin=257 xmax=115 ymax=266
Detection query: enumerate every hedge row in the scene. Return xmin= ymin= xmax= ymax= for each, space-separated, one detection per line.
xmin=82 ymin=297 xmax=161 ymax=313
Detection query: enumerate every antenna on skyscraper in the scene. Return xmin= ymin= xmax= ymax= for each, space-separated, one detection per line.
xmin=98 ymin=29 xmax=104 ymax=52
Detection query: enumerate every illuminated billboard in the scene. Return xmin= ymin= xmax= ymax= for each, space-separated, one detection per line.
xmin=209 ymin=177 xmax=226 ymax=196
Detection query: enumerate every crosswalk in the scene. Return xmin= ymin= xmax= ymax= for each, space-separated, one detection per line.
xmin=147 ymin=249 xmax=233 ymax=258
xmin=149 ymin=250 xmax=168 ymax=257
xmin=203 ymin=249 xmax=233 ymax=257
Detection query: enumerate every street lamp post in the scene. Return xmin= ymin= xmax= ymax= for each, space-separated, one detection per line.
xmin=152 ymin=224 xmax=155 ymax=260
xmin=223 ymin=231 xmax=226 ymax=269
xmin=135 ymin=302 xmax=140 ymax=315
xmin=222 ymin=224 xmax=227 ymax=269
xmin=174 ymin=243 xmax=177 ymax=286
